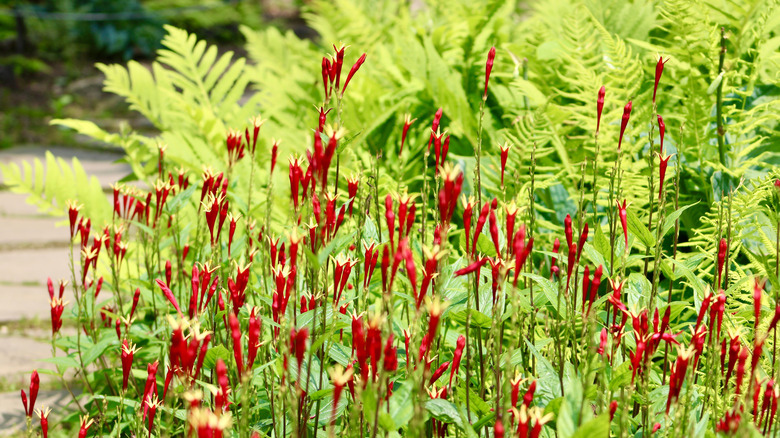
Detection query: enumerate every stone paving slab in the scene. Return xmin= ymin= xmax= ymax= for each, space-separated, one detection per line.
xmin=0 ymin=335 xmax=58 ymax=385
xmin=0 ymin=192 xmax=43 ymax=217
xmin=0 ymin=145 xmax=129 ymax=189
xmin=0 ymin=248 xmax=74 ymax=286
xmin=0 ymin=286 xmax=49 ymax=323
xmin=0 ymin=216 xmax=68 ymax=249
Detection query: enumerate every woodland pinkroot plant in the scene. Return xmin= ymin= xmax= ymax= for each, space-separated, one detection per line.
xmin=8 ymin=9 xmax=780 ymax=437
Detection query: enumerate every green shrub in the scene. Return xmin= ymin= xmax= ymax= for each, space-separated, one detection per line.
xmin=3 ymin=0 xmax=780 ymax=436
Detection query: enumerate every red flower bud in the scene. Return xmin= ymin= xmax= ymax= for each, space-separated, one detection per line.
xmin=341 ymin=53 xmax=366 ymax=97
xmin=717 ymin=238 xmax=728 ymax=288
xmin=37 ymin=407 xmax=50 ymax=438
xmin=596 ymin=86 xmax=606 ymax=133
xmin=653 ymin=56 xmax=669 ymax=105
xmin=618 ymin=101 xmax=633 ymax=152
xmin=449 ymin=335 xmax=466 ymax=388
xmin=617 ymin=200 xmax=628 ymax=247
xmin=399 ymin=113 xmax=417 ymax=155
xmin=429 ymin=361 xmax=450 ymax=385
xmin=483 ymin=46 xmax=496 ymax=100
xmin=428 ymin=108 xmax=443 ymax=152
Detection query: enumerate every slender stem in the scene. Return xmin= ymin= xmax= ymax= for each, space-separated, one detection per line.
xmin=716 ymin=27 xmax=727 ymax=166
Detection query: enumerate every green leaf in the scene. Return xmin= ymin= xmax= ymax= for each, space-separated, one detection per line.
xmin=82 ymin=336 xmax=116 ymax=366
xmin=609 ymin=361 xmax=632 ymax=392
xmin=426 ymin=399 xmax=462 ymax=427
xmin=40 ymin=355 xmax=80 ymax=369
xmin=572 ymin=413 xmax=609 ymax=437
xmin=661 ymin=202 xmax=698 ymax=238
xmin=459 ymin=232 xmax=497 ymax=258
xmin=521 ymin=273 xmax=564 ymax=317
xmin=387 ymin=382 xmax=413 ymax=429
xmin=203 ymin=345 xmax=231 ymax=370
xmin=449 ymin=308 xmax=493 ymax=329
xmin=626 ymin=208 xmax=655 ymax=249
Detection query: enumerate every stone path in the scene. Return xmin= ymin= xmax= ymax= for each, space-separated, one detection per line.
xmin=0 ymin=145 xmax=128 ymax=435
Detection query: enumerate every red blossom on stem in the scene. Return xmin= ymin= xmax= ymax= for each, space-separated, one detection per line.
xmin=617 ymin=200 xmax=629 ymax=247
xmin=399 ymin=113 xmax=417 ymax=155
xmin=341 ymin=52 xmax=366 ymax=97
xmin=618 ymin=101 xmax=632 ymax=152
xmin=483 ymin=46 xmax=496 ymax=100
xmin=717 ymin=238 xmax=728 ymax=288
xmin=449 ymin=335 xmax=466 ymax=388
xmin=596 ymin=86 xmax=605 ymax=133
xmin=20 ymin=369 xmax=39 ymax=417
xmin=653 ymin=56 xmax=669 ymax=105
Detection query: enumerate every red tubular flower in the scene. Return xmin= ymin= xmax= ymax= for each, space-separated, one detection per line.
xmin=658 ymin=151 xmax=671 ymax=200
xmin=735 ymin=345 xmax=750 ymax=396
xmin=78 ymin=415 xmax=95 ymax=438
xmin=565 ymin=242 xmax=577 ymax=295
xmin=449 ymin=335 xmax=466 ymax=388
xmin=581 ymin=265 xmax=591 ymax=314
xmin=598 ymin=328 xmax=608 ymax=356
xmin=617 ymin=101 xmax=632 ymax=151
xmin=341 ymin=52 xmax=366 ymax=97
xmin=156 ymin=279 xmax=182 ymax=317
xmin=596 ymin=86 xmax=606 ymax=133
xmin=576 ymin=223 xmax=588 ymax=263
xmin=653 ymin=56 xmax=669 ymax=105
xmin=609 ymin=401 xmax=618 ymax=421
xmin=214 ymin=359 xmax=231 ymax=412
xmin=428 ymin=108 xmax=443 ymax=151
xmin=505 ymin=204 xmax=518 ymax=254
xmin=425 ymin=300 xmax=445 ymax=352
xmin=472 ymin=201 xmax=491 ymax=256
xmin=523 ymin=380 xmax=537 ymax=407
xmin=657 ymin=114 xmax=666 ymax=154
xmin=717 ymin=238 xmax=728 ymax=288
xmin=494 ymin=419 xmax=504 ymax=438
xmin=500 ymin=142 xmax=511 ymax=186
xmin=291 ymin=327 xmax=309 ymax=376
xmin=383 ymin=335 xmax=398 ymax=372
xmin=67 ymin=201 xmax=81 ymax=238
xmin=333 ymin=45 xmax=345 ymax=90
xmin=630 ymin=337 xmax=647 ymax=384
xmin=270 ymin=140 xmax=279 ymax=173
xmin=617 ymin=200 xmax=628 ymax=247
xmin=37 ymin=406 xmax=50 ymax=438
xmin=385 ymin=194 xmax=395 ymax=250
xmin=438 ymin=164 xmax=464 ymax=225
xmin=321 ymin=57 xmax=331 ymax=99
xmin=399 ymin=114 xmax=417 ymax=155
xmin=229 ymin=313 xmax=244 ymax=380
xmin=49 ymin=295 xmax=65 ymax=336
xmin=483 ymin=46 xmax=496 ymax=100
xmin=550 ymin=238 xmax=561 ymax=278
xmin=329 ymin=365 xmax=354 ymax=425
xmin=141 ymin=360 xmax=159 ymax=421
xmin=121 ymin=340 xmax=139 ymax=391
xmin=488 ymin=207 xmax=500 ymax=256
xmin=20 ymin=370 xmax=39 ymax=417
xmin=429 ymin=361 xmax=450 ymax=385
xmin=666 ymin=347 xmax=692 ymax=414
xmin=586 ymin=265 xmax=603 ymax=315
xmin=455 ymin=257 xmax=488 ymax=276
xmin=347 ymin=174 xmax=359 ymax=216
xmin=564 ymin=214 xmax=573 ymax=249
xmin=247 ymin=307 xmax=261 ymax=370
